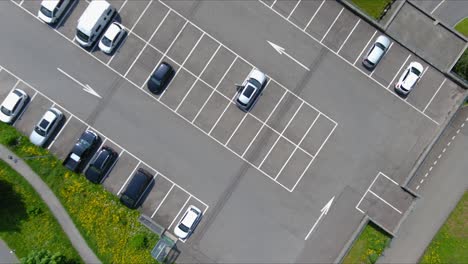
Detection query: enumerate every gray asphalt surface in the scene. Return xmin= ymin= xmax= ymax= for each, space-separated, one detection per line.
xmin=411 ymin=0 xmax=468 ymax=26
xmin=378 ymin=106 xmax=468 ymax=263
xmin=0 ymin=145 xmax=100 ymax=264
xmin=0 ymin=0 xmax=465 ymax=263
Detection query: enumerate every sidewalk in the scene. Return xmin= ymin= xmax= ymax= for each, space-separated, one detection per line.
xmin=0 ymin=145 xmax=101 ymax=264
xmin=0 ymin=239 xmax=18 ymax=264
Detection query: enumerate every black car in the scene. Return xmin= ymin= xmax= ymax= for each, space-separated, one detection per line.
xmin=63 ymin=130 xmax=100 ymax=172
xmin=120 ymin=168 xmax=153 ymax=209
xmin=85 ymin=146 xmax=118 ymax=184
xmin=147 ymin=62 xmax=174 ymax=94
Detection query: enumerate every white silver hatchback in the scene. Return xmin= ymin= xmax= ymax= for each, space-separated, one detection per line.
xmin=362 ymin=35 xmax=391 ymax=70
xmin=0 ymin=89 xmax=28 ymax=124
xmin=395 ymin=62 xmax=424 ymax=96
xmin=174 ymin=205 xmax=202 ymax=239
xmin=99 ymin=22 xmax=125 ymax=54
xmin=30 ymin=108 xmax=63 ymax=147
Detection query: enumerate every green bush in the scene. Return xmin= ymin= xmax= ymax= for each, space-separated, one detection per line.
xmin=129 ymin=233 xmax=149 ymax=250
xmin=21 ymin=249 xmax=70 ymax=264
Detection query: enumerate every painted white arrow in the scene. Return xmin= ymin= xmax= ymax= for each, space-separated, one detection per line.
xmin=267 ymin=41 xmax=310 ymax=71
xmin=305 ymin=196 xmax=335 ymax=240
xmin=57 ymin=68 xmax=102 ymax=99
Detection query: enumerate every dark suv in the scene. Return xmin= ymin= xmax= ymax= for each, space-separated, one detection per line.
xmin=85 ymin=146 xmax=118 ymax=184
xmin=63 ymin=130 xmax=100 ymax=172
xmin=120 ymin=168 xmax=153 ymax=209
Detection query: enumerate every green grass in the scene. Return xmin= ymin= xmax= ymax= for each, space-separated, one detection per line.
xmin=342 ymin=223 xmax=391 ymax=264
xmin=0 ymin=160 xmax=81 ymax=263
xmin=351 ymin=0 xmax=393 ymax=20
xmin=420 ymin=191 xmax=468 ymax=264
xmin=455 ymin=17 xmax=468 ymax=37
xmin=0 ymin=123 xmax=159 ymax=264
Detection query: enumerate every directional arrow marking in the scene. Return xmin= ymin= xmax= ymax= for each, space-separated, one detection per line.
xmin=305 ymin=196 xmax=335 ymax=240
xmin=267 ymin=41 xmax=310 ymax=71
xmin=57 ymin=68 xmax=102 ymax=99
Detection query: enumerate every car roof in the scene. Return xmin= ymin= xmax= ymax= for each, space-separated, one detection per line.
xmin=366 ymin=45 xmax=385 ymax=63
xmin=41 ymin=0 xmax=60 ymax=11
xmin=78 ymin=1 xmax=111 ymax=34
xmin=181 ymin=208 xmax=199 ymax=227
xmin=2 ymin=91 xmax=21 ymax=111
xmin=153 ymin=62 xmax=171 ymax=80
xmin=104 ymin=23 xmax=122 ymax=39
xmin=124 ymin=169 xmax=152 ymax=198
xmin=43 ymin=109 xmax=58 ymax=122
xmin=375 ymin=35 xmax=390 ymax=48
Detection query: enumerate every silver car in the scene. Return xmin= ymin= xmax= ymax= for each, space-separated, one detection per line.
xmin=362 ymin=35 xmax=391 ymax=70
xmin=174 ymin=205 xmax=202 ymax=239
xmin=395 ymin=62 xmax=424 ymax=96
xmin=0 ymin=89 xmax=28 ymax=124
xmin=30 ymin=107 xmax=63 ymax=147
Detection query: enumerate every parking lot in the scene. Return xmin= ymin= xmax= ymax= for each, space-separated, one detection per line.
xmin=263 ymin=0 xmax=460 ymax=125
xmin=0 ymin=65 xmax=208 ymax=242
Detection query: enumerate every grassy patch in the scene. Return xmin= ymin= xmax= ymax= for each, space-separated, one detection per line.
xmin=351 ymin=0 xmax=393 ymax=20
xmin=0 ymin=160 xmax=81 ymax=263
xmin=420 ymin=191 xmax=468 ymax=263
xmin=342 ymin=223 xmax=391 ymax=264
xmin=455 ymin=17 xmax=468 ymax=37
xmin=0 ymin=123 xmax=158 ymax=264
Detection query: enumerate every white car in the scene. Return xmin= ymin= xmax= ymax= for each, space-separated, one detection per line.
xmin=395 ymin=62 xmax=424 ymax=96
xmin=38 ymin=0 xmax=70 ymax=24
xmin=98 ymin=22 xmax=125 ymax=54
xmin=174 ymin=205 xmax=202 ymax=239
xmin=30 ymin=108 xmax=63 ymax=147
xmin=362 ymin=35 xmax=391 ymax=70
xmin=234 ymin=69 xmax=267 ymax=112
xmin=0 ymin=89 xmax=28 ymax=124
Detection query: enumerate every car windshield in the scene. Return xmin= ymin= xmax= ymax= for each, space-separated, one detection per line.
xmin=150 ymin=76 xmax=161 ymax=86
xmin=0 ymin=106 xmax=11 ymax=116
xmin=76 ymin=30 xmax=89 ymax=42
xmin=101 ymin=36 xmax=112 ymax=47
xmin=410 ymin=67 xmax=421 ymax=76
xmin=34 ymin=126 xmax=47 ymax=136
xmin=79 ymin=138 xmax=91 ymax=149
xmin=40 ymin=6 xmax=53 ymax=18
xmin=249 ymin=78 xmax=262 ymax=89
xmin=375 ymin=43 xmax=386 ymax=50
xmin=39 ymin=119 xmax=50 ymax=130
xmin=178 ymin=223 xmax=190 ymax=233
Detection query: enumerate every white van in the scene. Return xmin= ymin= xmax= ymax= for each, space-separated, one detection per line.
xmin=76 ymin=0 xmax=115 ymax=47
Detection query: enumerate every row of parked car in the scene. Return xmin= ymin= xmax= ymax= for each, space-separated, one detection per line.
xmin=0 ymin=86 xmax=201 ymax=239
xmin=362 ymin=35 xmax=423 ymax=96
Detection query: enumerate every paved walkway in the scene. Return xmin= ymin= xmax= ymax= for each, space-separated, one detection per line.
xmin=378 ymin=107 xmax=468 ymax=263
xmin=0 ymin=145 xmax=101 ymax=264
xmin=0 ymin=239 xmax=18 ymax=264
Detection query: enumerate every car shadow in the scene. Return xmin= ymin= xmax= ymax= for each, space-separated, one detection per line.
xmin=54 ymin=0 xmax=80 ymax=30
xmin=42 ymin=115 xmax=67 ymax=149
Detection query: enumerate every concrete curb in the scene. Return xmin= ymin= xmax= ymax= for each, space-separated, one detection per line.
xmin=0 ymin=145 xmax=101 ymax=264
xmin=334 ymin=216 xmax=369 ymax=264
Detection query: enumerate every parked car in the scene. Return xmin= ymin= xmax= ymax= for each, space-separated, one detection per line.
xmin=38 ymin=0 xmax=71 ymax=24
xmin=63 ymin=130 xmax=100 ymax=172
xmin=85 ymin=146 xmax=117 ymax=183
xmin=0 ymin=89 xmax=28 ymax=124
xmin=98 ymin=22 xmax=125 ymax=54
xmin=174 ymin=205 xmax=202 ymax=239
xmin=29 ymin=108 xmax=63 ymax=147
xmin=120 ymin=168 xmax=153 ymax=209
xmin=75 ymin=0 xmax=115 ymax=47
xmin=234 ymin=69 xmax=267 ymax=112
xmin=362 ymin=35 xmax=391 ymax=70
xmin=147 ymin=62 xmax=174 ymax=94
xmin=395 ymin=62 xmax=424 ymax=96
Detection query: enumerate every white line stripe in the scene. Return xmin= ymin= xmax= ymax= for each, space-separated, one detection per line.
xmin=151 ymin=183 xmax=175 ymax=218
xmin=355 ymin=172 xmax=381 ymax=209
xmin=270 ymin=0 xmax=277 ymax=8
xmin=387 ymin=54 xmax=411 ymax=89
xmin=47 ymin=115 xmax=73 ymax=150
xmin=304 ymin=0 xmax=325 ymax=31
xmin=354 ymin=30 xmax=377 ymax=65
xmin=130 ymin=0 xmax=153 ymax=32
xmin=168 ymin=195 xmax=191 ymax=230
xmin=430 ymin=0 xmax=445 ymax=14
xmin=225 ymin=114 xmax=248 ymax=147
xmin=287 ymin=0 xmax=302 ymax=20
xmin=369 ymin=190 xmax=402 ymax=214
xmin=338 ymin=19 xmax=360 ymax=53
xmin=379 ymin=171 xmax=398 ymax=185
xmin=117 ymin=161 xmax=141 ymax=195
xmin=208 ymin=93 xmax=237 ymax=135
xmin=423 ymin=78 xmax=446 ymax=112
xmin=321 ymin=8 xmax=343 ymax=43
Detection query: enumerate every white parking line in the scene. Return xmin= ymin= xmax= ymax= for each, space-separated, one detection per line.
xmin=354 ymin=30 xmax=377 ymax=65
xmin=168 ymin=195 xmax=191 ymax=230
xmin=368 ymin=190 xmax=402 ymax=214
xmin=151 ymin=183 xmax=175 ymax=218
xmin=430 ymin=0 xmax=445 ymax=14
xmin=270 ymin=0 xmax=277 ymax=8
xmin=337 ymin=19 xmax=360 ymax=54
xmin=355 ymin=172 xmax=381 ymax=213
xmin=208 ymin=93 xmax=238 ymax=135
xmin=46 ymin=114 xmax=73 ymax=150
xmin=192 ymin=56 xmax=238 ymax=123
xmin=225 ymin=113 xmax=247 ymax=147
xmin=117 ymin=161 xmax=141 ymax=196
xmin=275 ymin=113 xmax=320 ymax=180
xmin=387 ymin=54 xmax=411 ymax=89
xmin=175 ymin=44 xmax=222 ymax=112
xmin=424 ymin=78 xmax=446 ymax=112
xmin=304 ymin=0 xmax=325 ymax=31
xmin=320 ymin=8 xmax=343 ymax=43
xmin=129 ymin=0 xmax=153 ymax=32
xmin=287 ymin=0 xmax=302 ymax=20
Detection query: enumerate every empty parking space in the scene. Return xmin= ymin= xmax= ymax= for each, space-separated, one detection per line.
xmin=283 ymin=104 xmax=319 ymax=145
xmin=104 ymin=151 xmax=139 ymax=194
xmin=371 ymin=43 xmax=409 ymax=87
xmin=166 ymin=24 xmax=203 ymax=65
xmin=160 ymin=68 xmax=197 ymax=110
xmin=226 ymin=115 xmax=263 ymax=156
xmin=200 ymin=47 xmax=236 ymax=88
xmin=276 ymin=148 xmax=311 ymax=190
xmin=250 ymin=81 xmax=286 ymax=122
xmin=19 ymin=0 xmax=41 ymax=19
xmin=266 ymin=92 xmax=302 ymax=133
xmin=424 ymin=79 xmax=464 ymax=124
xmin=176 ymin=80 xmax=212 ymax=122
xmin=305 ymin=0 xmax=342 ymax=40
xmin=300 ymin=114 xmax=335 ymax=156
xmin=151 ymin=186 xmax=190 ymax=227
xmin=272 ymin=0 xmax=299 ymax=18
xmin=141 ymin=176 xmax=174 ymax=218
xmin=210 ymin=103 xmax=245 ymax=144
xmin=260 ymin=137 xmax=295 ymax=177
xmin=289 ymin=0 xmax=323 ymax=29
xmin=149 ymin=11 xmax=186 ymax=53
xmin=243 ymin=126 xmax=279 ymax=166
xmin=126 ymin=45 xmax=163 ymax=86
xmin=407 ymin=67 xmax=445 ymax=111
xmin=48 ymin=115 xmax=86 ymax=159
xmin=132 ymin=1 xmax=169 ymax=41
xmin=109 ymin=33 xmax=146 ymax=75
xmin=118 ymin=0 xmax=150 ymax=31
xmin=338 ymin=20 xmax=375 ymax=63
xmin=194 ymin=92 xmax=229 ymax=133
xmin=0 ymin=70 xmax=19 ymax=97
xmin=184 ymin=35 xmax=219 ymax=76
xmin=322 ymin=8 xmax=359 ymax=52
xmin=216 ymin=59 xmax=252 ymax=99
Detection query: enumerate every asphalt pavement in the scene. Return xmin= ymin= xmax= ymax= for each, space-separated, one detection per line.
xmin=0 ymin=239 xmax=18 ymax=264
xmin=411 ymin=0 xmax=468 ymax=27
